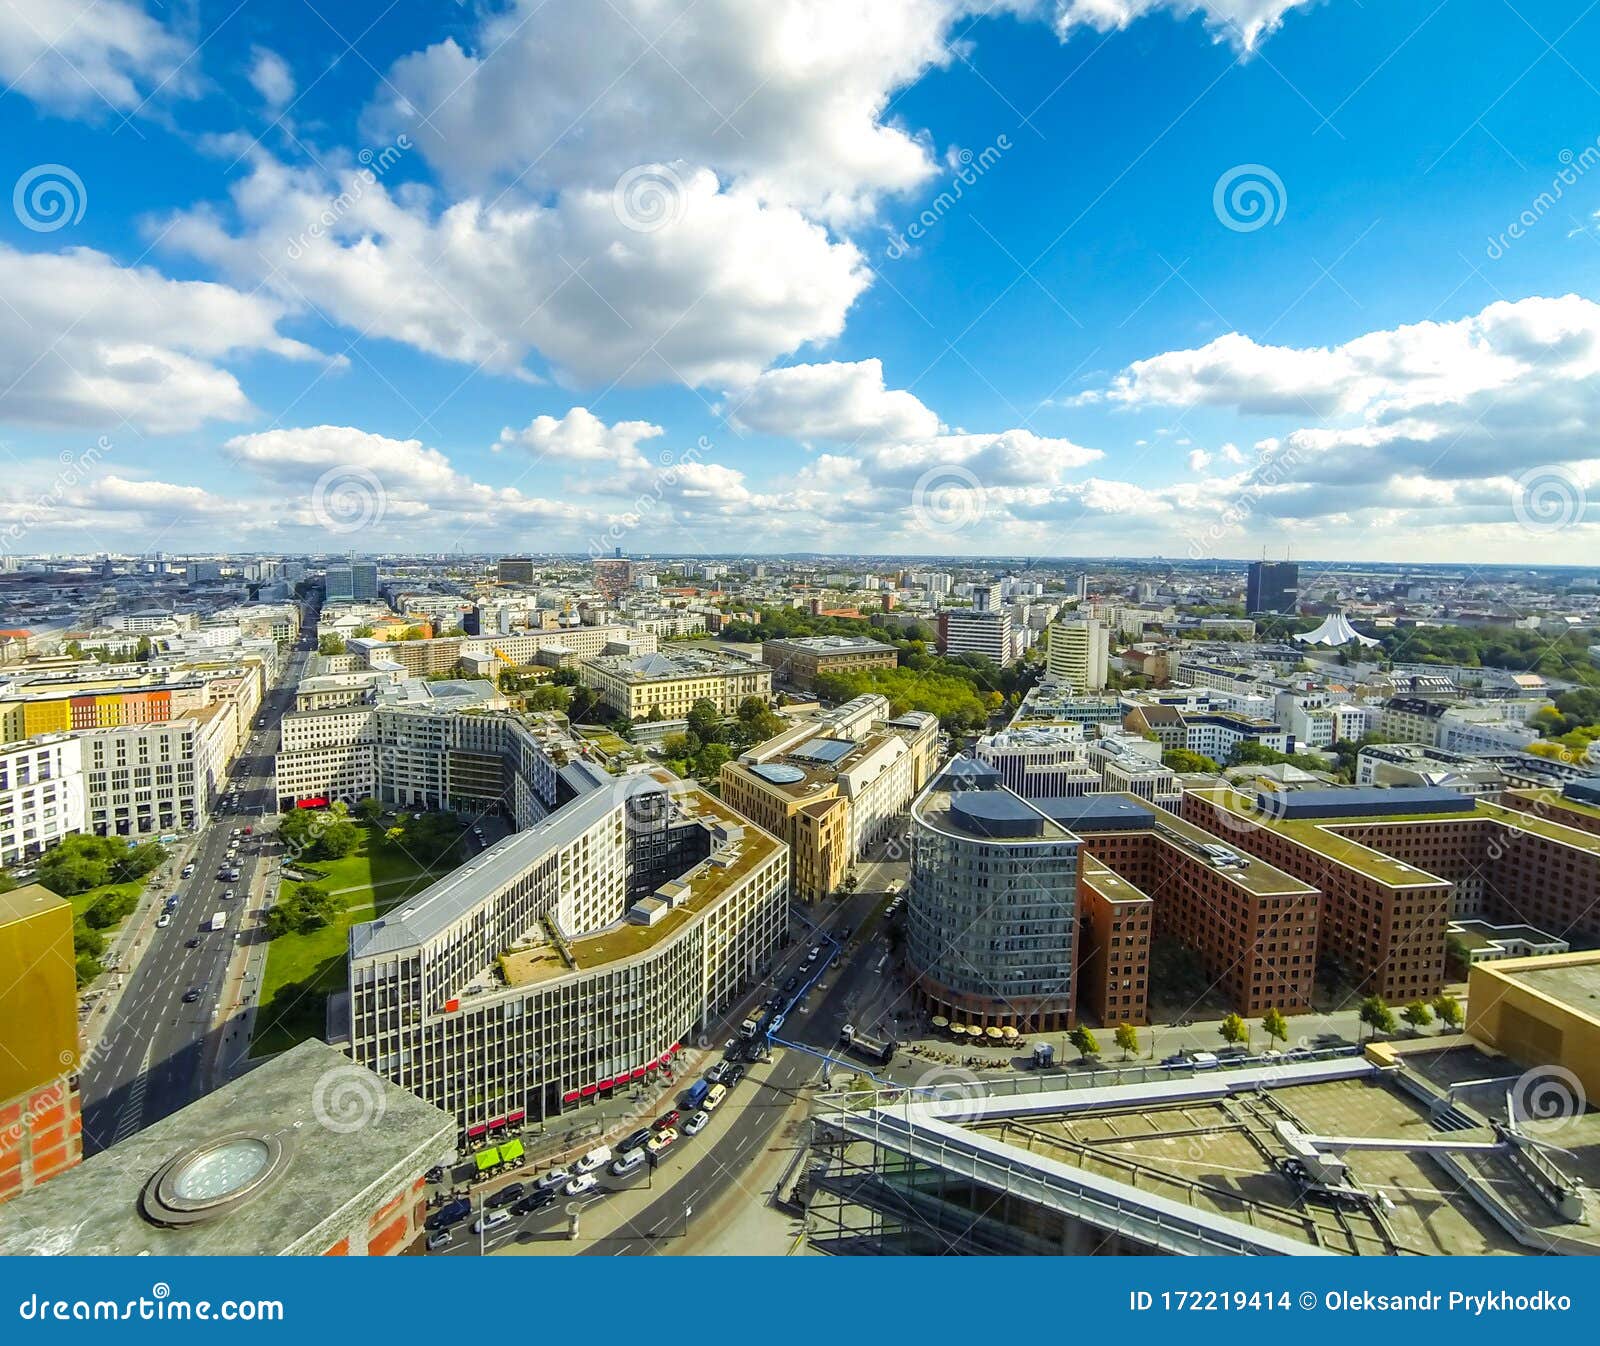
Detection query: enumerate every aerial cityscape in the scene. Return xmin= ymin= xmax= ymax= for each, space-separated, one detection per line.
xmin=2 ymin=0 xmax=1600 ymax=1294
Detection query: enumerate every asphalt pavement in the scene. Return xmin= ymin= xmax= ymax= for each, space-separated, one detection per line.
xmin=78 ymin=633 xmax=315 ymax=1154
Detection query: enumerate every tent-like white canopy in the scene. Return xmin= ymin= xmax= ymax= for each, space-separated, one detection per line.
xmin=1295 ymin=611 xmax=1379 ymax=647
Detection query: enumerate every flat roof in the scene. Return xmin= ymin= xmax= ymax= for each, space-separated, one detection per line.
xmin=1272 ymin=786 xmax=1475 ymax=820
xmin=1502 ymin=957 xmax=1600 ymax=1019
xmin=0 ymin=1041 xmax=454 ymax=1255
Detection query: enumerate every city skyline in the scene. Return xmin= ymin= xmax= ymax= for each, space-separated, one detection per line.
xmin=0 ymin=1 xmax=1596 ymax=562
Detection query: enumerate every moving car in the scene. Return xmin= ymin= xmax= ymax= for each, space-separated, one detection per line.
xmin=181 ymin=988 xmax=200 ymax=1003
xmin=652 ymin=1110 xmax=680 ymax=1131
xmin=156 ymin=914 xmax=171 ymax=928
xmin=682 ymin=1110 xmax=710 ymax=1137
xmin=618 ymin=1127 xmax=652 ymax=1154
xmin=533 ymin=1167 xmax=571 ymax=1194
xmin=512 ymin=1190 xmax=555 ymax=1216
xmin=425 ymin=1199 xmax=471 ymax=1230
xmin=564 ymin=1174 xmax=598 ymax=1196
xmin=425 ymin=1230 xmax=453 ymax=1252
xmin=487 ymin=1182 xmax=525 ymax=1209
xmin=645 ymin=1128 xmax=678 ymax=1156
xmin=610 ymin=1150 xmax=648 ymax=1177
xmin=472 ymin=1210 xmax=512 ymax=1235
xmin=574 ymin=1146 xmax=612 ymax=1175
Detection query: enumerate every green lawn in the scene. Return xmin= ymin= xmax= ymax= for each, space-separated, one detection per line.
xmin=252 ymin=824 xmax=451 ymax=1056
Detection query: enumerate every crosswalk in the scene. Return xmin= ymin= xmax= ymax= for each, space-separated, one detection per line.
xmin=110 ymin=1045 xmax=154 ymax=1146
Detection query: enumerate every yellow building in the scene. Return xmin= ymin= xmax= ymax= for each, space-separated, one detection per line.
xmin=0 ymin=884 xmax=82 ymax=1202
xmin=1467 ymin=950 xmax=1600 ymax=1114
xmin=580 ymin=650 xmax=772 ymax=720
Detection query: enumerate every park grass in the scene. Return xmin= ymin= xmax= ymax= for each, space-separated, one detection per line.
xmin=252 ymin=824 xmax=453 ymax=1056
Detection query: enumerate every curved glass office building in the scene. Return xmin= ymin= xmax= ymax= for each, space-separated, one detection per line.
xmin=906 ymin=759 xmax=1081 ymax=1031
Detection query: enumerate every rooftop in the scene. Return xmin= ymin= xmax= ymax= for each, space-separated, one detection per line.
xmin=762 ymin=634 xmax=896 ymax=654
xmin=0 ymin=1041 xmax=453 ymax=1256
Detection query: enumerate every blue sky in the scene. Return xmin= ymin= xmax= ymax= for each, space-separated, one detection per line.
xmin=2 ymin=0 xmax=1598 ymax=561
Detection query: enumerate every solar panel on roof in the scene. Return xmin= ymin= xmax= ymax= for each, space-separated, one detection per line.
xmin=790 ymin=737 xmax=854 ymax=763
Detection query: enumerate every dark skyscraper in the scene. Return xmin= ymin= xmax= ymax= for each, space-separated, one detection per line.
xmin=1247 ymin=561 xmax=1298 ymax=614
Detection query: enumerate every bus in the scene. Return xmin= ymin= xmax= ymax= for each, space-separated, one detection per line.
xmin=701 ymin=1083 xmax=727 ymax=1114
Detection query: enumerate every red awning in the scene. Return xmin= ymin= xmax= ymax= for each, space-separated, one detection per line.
xmin=507 ymin=1110 xmax=526 ymax=1123
xmin=561 ymin=1091 xmax=579 ymax=1104
xmin=630 ymin=1067 xmax=647 ymax=1080
xmin=295 ymin=797 xmax=328 ymax=808
xmin=488 ymin=1117 xmax=506 ymax=1129
xmin=444 ymin=998 xmax=459 ymax=1013
xmin=579 ymin=1084 xmax=598 ymax=1097
xmin=596 ymin=1078 xmax=612 ymax=1091
xmin=466 ymin=1124 xmax=487 ymax=1138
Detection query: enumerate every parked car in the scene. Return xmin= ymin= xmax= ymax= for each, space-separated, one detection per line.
xmin=181 ymin=864 xmax=195 ymax=878
xmin=564 ymin=1174 xmax=599 ymax=1196
xmin=683 ymin=1110 xmax=710 ymax=1137
xmin=610 ymin=1149 xmax=648 ymax=1177
xmin=618 ymin=1127 xmax=653 ymax=1154
xmin=487 ymin=1182 xmax=525 ymax=1209
xmin=652 ymin=1110 xmax=680 ymax=1132
xmin=425 ymin=1199 xmax=471 ymax=1230
xmin=783 ymin=976 xmax=798 ymax=992
xmin=705 ymin=1062 xmax=727 ymax=1085
xmin=425 ymin=1230 xmax=453 ymax=1252
xmin=723 ymin=1064 xmax=747 ymax=1087
xmin=156 ymin=915 xmax=171 ymax=928
xmin=424 ymin=1166 xmax=445 ymax=1184
xmin=645 ymin=1128 xmax=678 ymax=1156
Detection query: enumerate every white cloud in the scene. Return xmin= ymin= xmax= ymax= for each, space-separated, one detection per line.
xmin=496 ymin=408 xmax=664 ymax=467
xmin=0 ymin=244 xmax=324 ymax=432
xmin=730 ymin=359 xmax=941 ymax=444
xmin=247 ymin=46 xmax=294 ymax=109
xmin=0 ymin=0 xmax=194 ymax=114
xmin=369 ymin=0 xmax=972 ymax=220
xmin=162 ymin=157 xmax=869 ymax=389
xmin=1187 ymin=447 xmax=1212 ymax=472
xmin=1052 ymin=0 xmax=1318 ymax=50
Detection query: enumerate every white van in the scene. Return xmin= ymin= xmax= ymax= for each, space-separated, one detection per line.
xmin=574 ymin=1145 xmax=612 ymax=1175
xmin=610 ymin=1149 xmax=647 ymax=1177
xmin=472 ymin=1210 xmax=512 ymax=1234
xmin=1188 ymin=1051 xmax=1220 ymax=1071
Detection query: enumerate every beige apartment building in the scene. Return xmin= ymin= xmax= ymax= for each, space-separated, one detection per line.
xmin=580 ymin=650 xmax=772 ymax=720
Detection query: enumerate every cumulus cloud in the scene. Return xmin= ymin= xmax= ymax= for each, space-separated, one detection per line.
xmin=1052 ymin=0 xmax=1318 ymax=50
xmin=161 ymin=157 xmax=869 ymax=389
xmin=0 ymin=0 xmax=195 ymax=114
xmin=0 ymin=244 xmax=324 ymax=432
xmin=729 ymin=359 xmax=941 ymax=444
xmin=368 ymin=0 xmax=973 ymax=220
xmin=247 ymin=46 xmax=295 ymax=110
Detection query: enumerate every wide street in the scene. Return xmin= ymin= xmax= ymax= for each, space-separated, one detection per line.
xmin=78 ymin=627 xmax=315 ymax=1154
